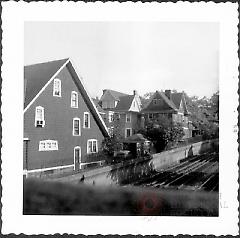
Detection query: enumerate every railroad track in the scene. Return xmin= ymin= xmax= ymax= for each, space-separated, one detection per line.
xmin=132 ymin=152 xmax=219 ymax=192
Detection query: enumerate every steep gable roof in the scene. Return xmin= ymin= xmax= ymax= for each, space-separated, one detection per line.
xmin=171 ymin=93 xmax=183 ymax=109
xmin=100 ymin=89 xmax=128 ymax=101
xmin=92 ymin=98 xmax=106 ymax=114
xmin=114 ymin=95 xmax=135 ymax=111
xmin=141 ymin=91 xmax=177 ymax=113
xmin=24 ymin=58 xmax=69 ymax=109
xmin=24 ymin=58 xmax=109 ymax=137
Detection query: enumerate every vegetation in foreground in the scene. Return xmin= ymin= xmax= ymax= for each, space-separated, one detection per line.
xmin=24 ymin=178 xmax=218 ymax=216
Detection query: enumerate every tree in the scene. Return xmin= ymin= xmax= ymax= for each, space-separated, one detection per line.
xmin=102 ymin=113 xmax=123 ymax=157
xmin=138 ymin=114 xmax=184 ymax=152
xmin=183 ymin=91 xmax=219 ymax=139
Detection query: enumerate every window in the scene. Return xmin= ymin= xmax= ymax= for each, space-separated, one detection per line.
xmin=73 ymin=118 xmax=81 ymax=136
xmin=125 ymin=128 xmax=132 ymax=138
xmin=53 ymin=78 xmax=61 ymax=97
xmin=87 ymin=139 xmax=98 ymax=153
xmin=153 ymin=99 xmax=158 ymax=105
xmin=126 ymin=113 xmax=131 ymax=123
xmin=109 ymin=112 xmax=114 ymax=122
xmin=108 ymin=127 xmax=114 ymax=137
xmin=84 ymin=112 xmax=90 ymax=128
xmin=35 ymin=106 xmax=45 ymax=127
xmin=71 ymin=91 xmax=78 ymax=108
xmin=148 ymin=113 xmax=153 ymax=120
xmin=39 ymin=140 xmax=58 ymax=151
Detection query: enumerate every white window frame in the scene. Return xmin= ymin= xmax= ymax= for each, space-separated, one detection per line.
xmin=53 ymin=78 xmax=61 ymax=97
xmin=71 ymin=91 xmax=78 ymax=108
xmin=125 ymin=128 xmax=132 ymax=138
xmin=87 ymin=139 xmax=98 ymax=154
xmin=83 ymin=112 xmax=90 ymax=128
xmin=35 ymin=106 xmax=45 ymax=127
xmin=39 ymin=140 xmax=58 ymax=151
xmin=126 ymin=113 xmax=131 ymax=123
xmin=72 ymin=117 xmax=81 ymax=136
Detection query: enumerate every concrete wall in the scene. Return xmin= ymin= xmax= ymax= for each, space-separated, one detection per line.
xmin=151 ymin=139 xmax=219 ymax=171
xmin=50 ymin=139 xmax=218 ymax=186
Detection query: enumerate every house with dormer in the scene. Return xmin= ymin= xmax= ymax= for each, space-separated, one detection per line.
xmin=24 ymin=58 xmax=109 ymax=177
xmin=141 ymin=90 xmax=193 ymax=138
xmin=99 ymin=89 xmax=142 ymax=138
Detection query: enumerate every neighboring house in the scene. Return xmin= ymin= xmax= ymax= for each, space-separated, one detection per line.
xmin=99 ymin=89 xmax=142 ymax=138
xmin=24 ymin=58 xmax=109 ymax=177
xmin=141 ymin=90 xmax=193 ymax=138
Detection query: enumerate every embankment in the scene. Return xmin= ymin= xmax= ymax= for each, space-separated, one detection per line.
xmin=24 ymin=178 xmax=218 ymax=216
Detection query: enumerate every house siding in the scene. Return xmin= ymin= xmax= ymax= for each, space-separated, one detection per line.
xmin=24 ymin=66 xmax=105 ymax=171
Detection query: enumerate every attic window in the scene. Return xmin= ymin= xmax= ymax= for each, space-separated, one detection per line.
xmin=53 ymin=78 xmax=61 ymax=97
xmin=153 ymin=99 xmax=160 ymax=105
xmin=35 ymin=106 xmax=45 ymax=127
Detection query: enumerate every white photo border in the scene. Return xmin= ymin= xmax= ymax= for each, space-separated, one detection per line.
xmin=1 ymin=1 xmax=239 ymax=235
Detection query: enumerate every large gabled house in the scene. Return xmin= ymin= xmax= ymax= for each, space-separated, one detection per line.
xmin=99 ymin=89 xmax=142 ymax=138
xmin=24 ymin=58 xmax=109 ymax=177
xmin=141 ymin=90 xmax=193 ymax=138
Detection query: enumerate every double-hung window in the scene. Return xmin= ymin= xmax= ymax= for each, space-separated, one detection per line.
xmin=125 ymin=128 xmax=132 ymax=138
xmin=87 ymin=139 xmax=98 ymax=153
xmin=84 ymin=112 xmax=90 ymax=128
xmin=73 ymin=118 xmax=81 ymax=136
xmin=126 ymin=113 xmax=131 ymax=123
xmin=71 ymin=91 xmax=78 ymax=108
xmin=53 ymin=78 xmax=61 ymax=97
xmin=35 ymin=106 xmax=45 ymax=127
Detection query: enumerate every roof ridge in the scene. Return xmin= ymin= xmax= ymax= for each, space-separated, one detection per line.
xmin=24 ymin=58 xmax=69 ymax=67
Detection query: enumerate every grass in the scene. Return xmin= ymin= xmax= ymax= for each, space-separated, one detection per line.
xmin=24 ymin=178 xmax=218 ymax=216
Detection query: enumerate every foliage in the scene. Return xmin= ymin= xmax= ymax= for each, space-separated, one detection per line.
xmin=183 ymin=90 xmax=219 ymax=139
xmin=138 ymin=114 xmax=184 ymax=152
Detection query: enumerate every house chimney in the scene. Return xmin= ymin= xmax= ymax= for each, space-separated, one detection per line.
xmin=133 ymin=90 xmax=137 ymax=95
xmin=102 ymin=89 xmax=107 ymax=95
xmin=165 ymin=90 xmax=172 ymax=100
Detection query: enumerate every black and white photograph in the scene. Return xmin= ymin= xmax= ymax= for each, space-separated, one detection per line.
xmin=1 ymin=2 xmax=239 ymax=236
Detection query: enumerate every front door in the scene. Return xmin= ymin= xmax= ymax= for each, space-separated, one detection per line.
xmin=74 ymin=146 xmax=81 ymax=170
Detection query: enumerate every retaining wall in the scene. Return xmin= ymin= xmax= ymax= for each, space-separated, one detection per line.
xmin=151 ymin=139 xmax=219 ymax=171
xmin=51 ymin=139 xmax=219 ymax=185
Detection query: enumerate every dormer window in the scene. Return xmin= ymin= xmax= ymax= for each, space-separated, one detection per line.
xmin=71 ymin=91 xmax=78 ymax=108
xmin=53 ymin=78 xmax=61 ymax=97
xmin=35 ymin=106 xmax=45 ymax=127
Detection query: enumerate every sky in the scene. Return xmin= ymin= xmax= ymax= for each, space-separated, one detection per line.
xmin=24 ymin=22 xmax=219 ymax=99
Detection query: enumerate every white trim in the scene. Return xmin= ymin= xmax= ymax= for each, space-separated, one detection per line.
xmin=72 ymin=117 xmax=81 ymax=136
xmin=87 ymin=139 xmax=98 ymax=154
xmin=71 ymin=91 xmax=78 ymax=108
xmin=73 ymin=146 xmax=81 ymax=170
xmin=23 ymin=138 xmax=29 ymax=141
xmin=68 ymin=59 xmax=109 ymax=136
xmin=53 ymin=78 xmax=62 ymax=97
xmin=25 ymin=164 xmax=74 ymax=174
xmin=83 ymin=112 xmax=91 ymax=128
xmin=24 ymin=59 xmax=70 ymax=113
xmin=125 ymin=128 xmax=132 ymax=138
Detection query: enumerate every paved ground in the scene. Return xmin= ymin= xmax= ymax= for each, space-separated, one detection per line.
xmin=129 ymin=152 xmax=219 ymax=192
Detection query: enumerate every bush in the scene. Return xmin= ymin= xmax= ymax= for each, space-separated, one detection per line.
xmin=138 ymin=115 xmax=184 ymax=152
